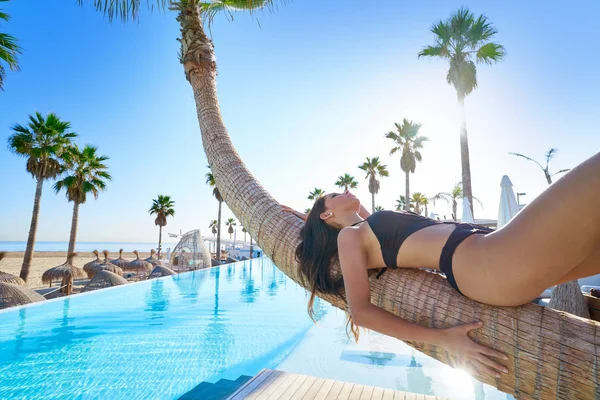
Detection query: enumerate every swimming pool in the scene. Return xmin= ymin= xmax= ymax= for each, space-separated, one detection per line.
xmin=0 ymin=258 xmax=512 ymax=399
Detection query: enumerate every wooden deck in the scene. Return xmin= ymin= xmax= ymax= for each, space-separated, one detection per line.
xmin=226 ymin=369 xmax=448 ymax=400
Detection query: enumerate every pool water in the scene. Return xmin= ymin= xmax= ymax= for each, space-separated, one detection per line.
xmin=0 ymin=258 xmax=512 ymax=399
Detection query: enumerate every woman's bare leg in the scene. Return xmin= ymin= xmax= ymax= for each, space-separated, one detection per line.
xmin=455 ymin=151 xmax=600 ymax=306
xmin=555 ymin=248 xmax=600 ymax=285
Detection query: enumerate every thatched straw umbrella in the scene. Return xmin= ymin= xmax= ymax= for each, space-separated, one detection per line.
xmin=83 ymin=250 xmax=102 ymax=276
xmin=148 ymin=265 xmax=177 ymax=280
xmin=0 ymin=282 xmax=45 ymax=310
xmin=88 ymin=250 xmax=123 ymax=279
xmin=110 ymin=249 xmax=129 ymax=269
xmin=144 ymin=249 xmax=160 ymax=266
xmin=125 ymin=250 xmax=153 ymax=276
xmin=81 ymin=270 xmax=128 ymax=293
xmin=0 ymin=252 xmax=25 ymax=285
xmin=41 ymin=253 xmax=86 ymax=295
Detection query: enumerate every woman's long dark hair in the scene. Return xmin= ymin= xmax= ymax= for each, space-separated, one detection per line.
xmin=295 ymin=196 xmax=361 ymax=341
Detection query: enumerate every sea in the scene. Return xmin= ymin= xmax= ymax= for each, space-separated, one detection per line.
xmin=0 ymin=241 xmax=179 ymax=253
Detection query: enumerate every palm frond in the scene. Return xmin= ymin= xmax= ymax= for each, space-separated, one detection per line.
xmin=476 ymin=42 xmax=505 ymax=64
xmin=552 ymin=169 xmax=570 ymax=177
xmin=509 ymin=152 xmax=545 ymax=171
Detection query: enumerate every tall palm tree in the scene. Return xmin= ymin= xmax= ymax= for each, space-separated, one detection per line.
xmin=241 ymin=226 xmax=247 ymax=242
xmin=148 ymin=195 xmax=175 ymax=258
xmin=433 ymin=182 xmax=482 ymax=221
xmin=225 ymin=217 xmax=236 ymax=239
xmin=509 ymin=149 xmax=569 ymax=185
xmin=0 ymin=0 xmax=21 ymax=90
xmin=206 ymin=167 xmax=223 ymax=260
xmin=54 ymin=145 xmax=111 ymax=254
xmin=358 ymin=156 xmax=389 ymax=213
xmin=335 ymin=174 xmax=358 ymax=191
xmin=307 ymin=188 xmax=324 ymax=201
xmin=395 ymin=195 xmax=407 ymax=211
xmin=419 ymin=7 xmax=505 ymax=216
xmin=7 ymin=112 xmax=77 ymax=281
xmin=410 ymin=192 xmax=428 ymax=215
xmin=385 ymin=119 xmax=428 ymax=211
xmin=209 ymin=219 xmax=218 ymax=236
xmin=510 ymin=149 xmax=583 ymax=317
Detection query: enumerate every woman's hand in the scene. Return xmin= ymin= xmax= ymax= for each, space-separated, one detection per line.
xmin=280 ymin=205 xmax=307 ymax=221
xmin=441 ymin=321 xmax=509 ymax=378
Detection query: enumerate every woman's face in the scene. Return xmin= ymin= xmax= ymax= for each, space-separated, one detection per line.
xmin=321 ymin=190 xmax=360 ymax=222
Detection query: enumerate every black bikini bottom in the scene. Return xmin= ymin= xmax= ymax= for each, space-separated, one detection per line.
xmin=439 ymin=223 xmax=492 ymax=294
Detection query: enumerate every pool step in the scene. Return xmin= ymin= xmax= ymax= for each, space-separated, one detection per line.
xmin=179 ymin=375 xmax=253 ymax=400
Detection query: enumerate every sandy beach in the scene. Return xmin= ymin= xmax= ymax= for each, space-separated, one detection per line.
xmin=1 ymin=251 xmax=152 ymax=291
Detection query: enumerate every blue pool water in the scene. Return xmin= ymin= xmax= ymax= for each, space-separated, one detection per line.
xmin=0 ymin=258 xmax=513 ymax=400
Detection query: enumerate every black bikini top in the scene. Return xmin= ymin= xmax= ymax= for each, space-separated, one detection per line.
xmin=352 ymin=210 xmax=441 ymax=270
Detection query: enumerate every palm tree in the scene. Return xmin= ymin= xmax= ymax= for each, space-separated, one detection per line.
xmin=54 ymin=145 xmax=111 ymax=254
xmin=419 ymin=7 xmax=505 ymax=216
xmin=433 ymin=182 xmax=482 ymax=221
xmin=7 ymin=112 xmax=77 ymax=281
xmin=374 ymin=205 xmax=384 ymax=212
xmin=386 ymin=119 xmax=428 ymax=211
xmin=358 ymin=156 xmax=389 ymax=213
xmin=395 ymin=195 xmax=407 ymax=211
xmin=241 ymin=226 xmax=247 ymax=242
xmin=410 ymin=192 xmax=428 ymax=215
xmin=206 ymin=167 xmax=223 ymax=261
xmin=148 ymin=195 xmax=175 ymax=258
xmin=209 ymin=219 xmax=218 ymax=236
xmin=422 ymin=197 xmax=430 ymax=217
xmin=0 ymin=0 xmax=21 ymax=90
xmin=509 ymin=149 xmax=569 ymax=185
xmin=335 ymin=174 xmax=358 ymax=191
xmin=307 ymin=188 xmax=324 ymax=201
xmin=226 ymin=218 xmax=236 ymax=239
xmin=304 ymin=207 xmax=311 ymax=214
xmin=510 ymin=149 xmax=583 ymax=317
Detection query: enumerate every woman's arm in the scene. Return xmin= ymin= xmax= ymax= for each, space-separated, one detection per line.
xmin=337 ymin=228 xmax=508 ymax=377
xmin=281 ymin=205 xmax=307 ymax=221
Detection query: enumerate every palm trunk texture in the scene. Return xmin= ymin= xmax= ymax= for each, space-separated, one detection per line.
xmin=20 ymin=178 xmax=44 ymax=282
xmin=459 ymin=98 xmax=474 ymax=218
xmin=67 ymin=202 xmax=79 ymax=254
xmin=405 ymin=171 xmax=410 ymax=212
xmin=180 ymin=5 xmax=600 ymax=398
xmin=217 ymin=201 xmax=222 ymax=261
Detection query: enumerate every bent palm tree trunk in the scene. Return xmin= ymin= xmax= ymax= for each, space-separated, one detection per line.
xmin=20 ymin=178 xmax=44 ymax=281
xmin=180 ymin=6 xmax=599 ymax=398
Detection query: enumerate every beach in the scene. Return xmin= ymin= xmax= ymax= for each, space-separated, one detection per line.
xmin=1 ymin=251 xmax=152 ymax=291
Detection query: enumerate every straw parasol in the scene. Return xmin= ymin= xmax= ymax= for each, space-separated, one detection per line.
xmin=148 ymin=265 xmax=177 ymax=279
xmin=110 ymin=249 xmax=129 ymax=269
xmin=144 ymin=249 xmax=160 ymax=266
xmin=88 ymin=250 xmax=123 ymax=279
xmin=41 ymin=253 xmax=86 ymax=295
xmin=0 ymin=252 xmax=25 ymax=286
xmin=125 ymin=250 xmax=153 ymax=276
xmin=0 ymin=282 xmax=45 ymax=310
xmin=81 ymin=270 xmax=128 ymax=293
xmin=83 ymin=250 xmax=102 ymax=275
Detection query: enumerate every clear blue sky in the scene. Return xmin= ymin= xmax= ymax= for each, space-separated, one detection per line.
xmin=1 ymin=0 xmax=599 ymax=243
